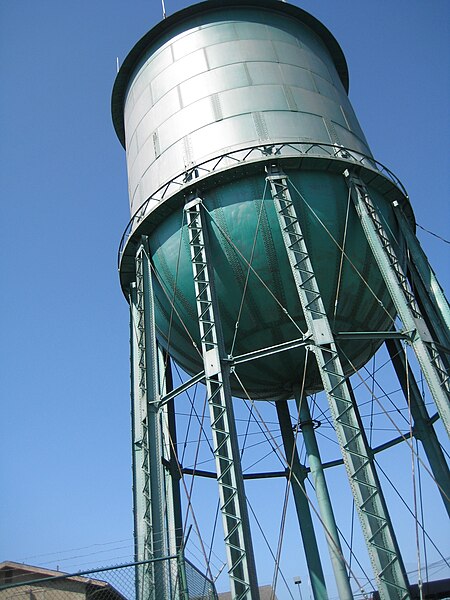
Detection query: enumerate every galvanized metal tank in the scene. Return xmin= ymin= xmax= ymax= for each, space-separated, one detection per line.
xmin=113 ymin=0 xmax=413 ymax=399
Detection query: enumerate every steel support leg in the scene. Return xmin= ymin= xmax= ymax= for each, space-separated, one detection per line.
xmin=267 ymin=166 xmax=410 ymax=600
xmin=158 ymin=348 xmax=184 ymax=556
xmin=294 ymin=392 xmax=354 ymax=600
xmin=394 ymin=205 xmax=450 ymax=338
xmin=276 ymin=400 xmax=329 ymax=600
xmin=386 ymin=338 xmax=450 ymax=517
xmin=407 ymin=260 xmax=450 ymax=361
xmin=185 ymin=197 xmax=260 ymax=600
xmin=130 ymin=239 xmax=171 ymax=600
xmin=344 ymin=171 xmax=450 ymax=438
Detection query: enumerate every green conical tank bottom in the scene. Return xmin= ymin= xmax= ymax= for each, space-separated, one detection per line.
xmin=149 ymin=168 xmax=401 ymax=399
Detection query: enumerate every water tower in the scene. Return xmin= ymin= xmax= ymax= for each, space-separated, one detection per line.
xmin=112 ymin=1 xmax=450 ymax=598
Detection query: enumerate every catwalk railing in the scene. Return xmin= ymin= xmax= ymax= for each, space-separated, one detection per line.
xmin=118 ymin=141 xmax=408 ymax=266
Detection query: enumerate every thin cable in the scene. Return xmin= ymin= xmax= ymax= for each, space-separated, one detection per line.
xmin=240 ymin=399 xmax=255 ymax=458
xmin=359 ymin=360 xmax=410 ymax=427
xmin=203 ymin=206 xmax=307 ymax=337
xmin=207 ymin=500 xmax=221 ymax=577
xmin=172 ymin=362 xmax=214 ymax=457
xmin=233 ymin=371 xmax=371 ymax=597
xmin=19 ymin=539 xmax=134 ymax=563
xmin=333 ymin=186 xmax=351 ymax=324
xmin=418 ymin=373 xmax=430 ymax=588
xmin=230 ymin=183 xmax=268 ymax=356
xmin=271 ymin=350 xmax=309 ymax=597
xmin=165 ymin=414 xmax=215 ymax=582
xmin=339 ymin=345 xmax=449 ymax=501
xmin=349 ymin=500 xmax=355 ymax=574
xmin=162 ymin=208 xmax=186 ymax=387
xmin=375 ymin=458 xmax=450 ymax=568
xmin=183 ymin=392 xmax=211 ymax=533
xmin=417 ymin=223 xmax=450 ymax=245
xmin=147 ymin=255 xmax=203 ymax=361
xmin=180 ymin=383 xmax=198 ymax=464
xmin=417 ymin=440 xmax=429 ymax=589
xmin=406 ymin=347 xmax=424 ymax=600
xmin=270 ymin=474 xmax=291 ymax=597
xmin=369 ymin=355 xmax=376 ymax=445
xmin=288 ymin=179 xmax=396 ymax=325
xmin=246 ymin=501 xmax=296 ymax=600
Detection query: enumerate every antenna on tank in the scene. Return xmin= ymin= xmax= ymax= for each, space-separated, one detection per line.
xmin=161 ymin=0 xmax=167 ymax=19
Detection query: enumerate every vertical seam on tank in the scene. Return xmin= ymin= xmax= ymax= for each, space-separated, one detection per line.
xmin=270 ymin=38 xmax=279 ymax=64
xmin=309 ymin=70 xmax=319 ymax=94
xmin=282 ymin=84 xmax=298 ymax=112
xmin=252 ymin=112 xmax=269 ymax=141
xmin=183 ymin=136 xmax=193 ymax=168
xmin=203 ymin=46 xmax=210 ymax=71
xmin=177 ymin=84 xmax=184 ymax=110
xmin=153 ymin=131 xmax=161 ymax=158
xmin=340 ymin=105 xmax=351 ymax=130
xmin=211 ymin=93 xmax=224 ymax=121
xmin=243 ymin=62 xmax=252 ymax=85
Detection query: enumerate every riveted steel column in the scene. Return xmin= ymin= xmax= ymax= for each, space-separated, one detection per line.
xmin=294 ymin=392 xmax=354 ymax=600
xmin=267 ymin=166 xmax=410 ymax=600
xmin=407 ymin=261 xmax=450 ymax=361
xmin=184 ymin=197 xmax=259 ymax=600
xmin=130 ymin=238 xmax=171 ymax=600
xmin=276 ymin=400 xmax=329 ymax=600
xmin=344 ymin=171 xmax=450 ymax=438
xmin=158 ymin=348 xmax=184 ymax=556
xmin=394 ymin=205 xmax=450 ymax=339
xmin=386 ymin=338 xmax=450 ymax=517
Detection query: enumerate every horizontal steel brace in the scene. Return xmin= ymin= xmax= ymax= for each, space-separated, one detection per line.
xmin=336 ymin=331 xmax=411 ymax=341
xmin=372 ymin=432 xmax=413 ymax=455
xmin=371 ymin=413 xmax=440 ymax=455
xmin=181 ymin=467 xmax=291 ymax=480
xmin=224 ymin=336 xmax=311 ymax=366
xmin=159 ymin=371 xmax=205 ymax=407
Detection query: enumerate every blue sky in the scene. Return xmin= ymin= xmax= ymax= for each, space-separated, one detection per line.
xmin=1 ymin=1 xmax=449 ymax=598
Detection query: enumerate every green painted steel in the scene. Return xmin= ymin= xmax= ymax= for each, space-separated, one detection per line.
xmin=267 ymin=167 xmax=411 ymax=600
xmin=295 ymin=392 xmax=353 ymax=600
xmin=185 ymin=198 xmax=260 ymax=600
xmin=114 ymin=0 xmax=413 ymax=401
xmin=395 ymin=207 xmax=450 ymax=336
xmin=130 ymin=242 xmax=170 ymax=599
xmin=386 ymin=338 xmax=450 ymax=518
xmin=395 ymin=207 xmax=450 ymax=353
xmin=149 ymin=168 xmax=401 ymax=399
xmin=276 ymin=399 xmax=329 ymax=600
xmin=345 ymin=172 xmax=450 ymax=438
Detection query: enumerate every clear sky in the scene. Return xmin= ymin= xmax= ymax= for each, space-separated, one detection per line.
xmin=0 ymin=1 xmax=449 ymax=599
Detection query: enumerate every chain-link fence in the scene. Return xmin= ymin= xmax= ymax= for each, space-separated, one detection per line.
xmin=0 ymin=557 xmax=217 ymax=600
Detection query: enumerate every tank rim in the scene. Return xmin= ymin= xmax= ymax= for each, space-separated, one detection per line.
xmin=111 ymin=0 xmax=350 ymax=148
xmin=117 ymin=148 xmax=414 ymax=299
